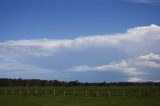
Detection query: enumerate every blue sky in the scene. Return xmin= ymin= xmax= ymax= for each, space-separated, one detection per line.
xmin=0 ymin=0 xmax=160 ymax=82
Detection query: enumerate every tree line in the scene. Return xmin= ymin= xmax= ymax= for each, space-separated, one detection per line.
xmin=0 ymin=78 xmax=159 ymax=87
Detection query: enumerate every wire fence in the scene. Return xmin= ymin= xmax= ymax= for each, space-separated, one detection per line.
xmin=0 ymin=86 xmax=159 ymax=97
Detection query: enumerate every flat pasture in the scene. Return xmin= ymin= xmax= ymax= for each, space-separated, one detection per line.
xmin=0 ymin=86 xmax=160 ymax=106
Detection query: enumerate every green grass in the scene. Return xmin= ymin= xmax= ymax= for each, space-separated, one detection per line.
xmin=0 ymin=96 xmax=160 ymax=106
xmin=0 ymin=86 xmax=160 ymax=106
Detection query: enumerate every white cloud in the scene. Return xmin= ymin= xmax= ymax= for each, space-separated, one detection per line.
xmin=0 ymin=24 xmax=160 ymax=57
xmin=134 ymin=53 xmax=160 ymax=69
xmin=0 ymin=54 xmax=58 ymax=79
xmin=66 ymin=60 xmax=141 ymax=75
xmin=128 ymin=77 xmax=142 ymax=82
xmin=139 ymin=53 xmax=160 ymax=61
xmin=126 ymin=0 xmax=160 ymax=5
xmin=0 ymin=24 xmax=160 ymax=81
xmin=0 ymin=63 xmax=54 ymax=73
xmin=0 ymin=56 xmax=55 ymax=75
xmin=67 ymin=53 xmax=160 ymax=72
xmin=66 ymin=53 xmax=160 ymax=81
xmin=0 ymin=39 xmax=72 ymax=56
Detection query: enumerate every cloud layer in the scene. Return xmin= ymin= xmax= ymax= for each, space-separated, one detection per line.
xmin=67 ymin=53 xmax=160 ymax=81
xmin=0 ymin=24 xmax=160 ymax=81
xmin=126 ymin=0 xmax=160 ymax=5
xmin=0 ymin=24 xmax=160 ymax=56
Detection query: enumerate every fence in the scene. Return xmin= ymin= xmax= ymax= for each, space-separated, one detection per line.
xmin=0 ymin=86 xmax=159 ymax=97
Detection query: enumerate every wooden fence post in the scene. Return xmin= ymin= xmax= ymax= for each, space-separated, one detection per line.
xmin=123 ymin=90 xmax=125 ymax=97
xmin=74 ymin=88 xmax=76 ymax=96
xmin=86 ymin=90 xmax=88 ymax=97
xmin=54 ymin=89 xmax=56 ymax=96
xmin=138 ymin=88 xmax=141 ymax=97
xmin=45 ymin=88 xmax=47 ymax=96
xmin=96 ymin=90 xmax=99 ymax=97
xmin=64 ymin=90 xmax=66 ymax=96
xmin=27 ymin=89 xmax=30 ymax=95
xmin=20 ymin=89 xmax=21 ymax=95
xmin=108 ymin=89 xmax=111 ymax=97
xmin=35 ymin=89 xmax=38 ymax=96
xmin=5 ymin=89 xmax=6 ymax=96
xmin=12 ymin=89 xmax=14 ymax=96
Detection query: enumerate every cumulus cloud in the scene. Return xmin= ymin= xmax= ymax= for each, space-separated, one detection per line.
xmin=66 ymin=60 xmax=140 ymax=75
xmin=0 ymin=24 xmax=160 ymax=81
xmin=67 ymin=53 xmax=160 ymax=71
xmin=0 ymin=24 xmax=160 ymax=57
xmin=139 ymin=53 xmax=160 ymax=61
xmin=66 ymin=53 xmax=160 ymax=81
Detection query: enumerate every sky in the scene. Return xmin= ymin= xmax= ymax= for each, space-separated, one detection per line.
xmin=0 ymin=0 xmax=160 ymax=82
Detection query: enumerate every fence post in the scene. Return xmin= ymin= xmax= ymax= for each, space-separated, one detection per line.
xmin=12 ymin=89 xmax=14 ymax=96
xmin=53 ymin=89 xmax=56 ymax=96
xmin=64 ymin=90 xmax=66 ymax=96
xmin=123 ymin=90 xmax=125 ymax=97
xmin=108 ymin=89 xmax=111 ymax=97
xmin=27 ymin=89 xmax=30 ymax=96
xmin=20 ymin=89 xmax=21 ymax=95
xmin=45 ymin=88 xmax=47 ymax=96
xmin=86 ymin=90 xmax=88 ymax=97
xmin=54 ymin=89 xmax=56 ymax=96
xmin=35 ymin=89 xmax=38 ymax=96
xmin=96 ymin=90 xmax=99 ymax=97
xmin=138 ymin=88 xmax=141 ymax=97
xmin=155 ymin=87 xmax=158 ymax=97
xmin=5 ymin=89 xmax=6 ymax=96
xmin=74 ymin=88 xmax=75 ymax=96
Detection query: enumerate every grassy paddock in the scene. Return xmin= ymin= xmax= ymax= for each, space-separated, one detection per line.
xmin=0 ymin=86 xmax=160 ymax=106
xmin=0 ymin=96 xmax=160 ymax=106
xmin=0 ymin=86 xmax=160 ymax=97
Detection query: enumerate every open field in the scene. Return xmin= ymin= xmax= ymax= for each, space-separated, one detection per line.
xmin=0 ymin=86 xmax=160 ymax=106
xmin=0 ymin=96 xmax=160 ymax=106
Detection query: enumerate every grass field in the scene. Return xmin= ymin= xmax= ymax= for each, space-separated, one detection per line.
xmin=0 ymin=96 xmax=160 ymax=106
xmin=0 ymin=86 xmax=160 ymax=106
